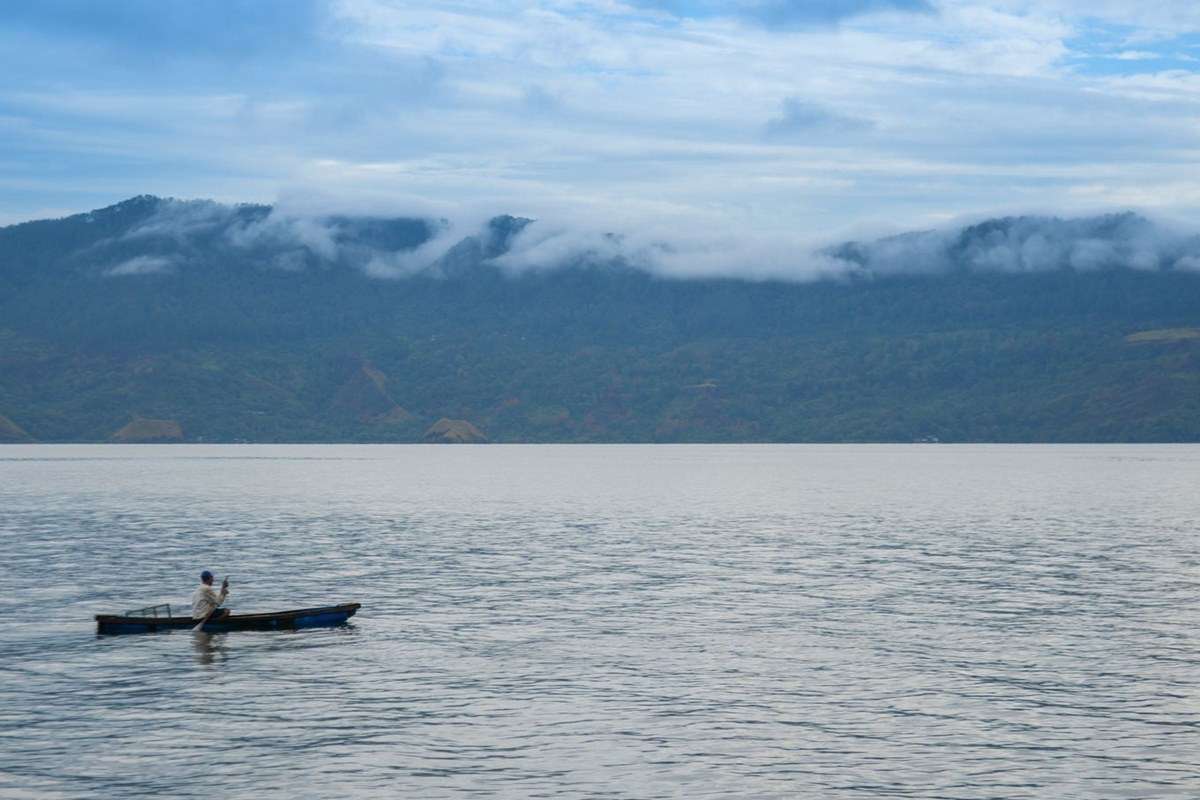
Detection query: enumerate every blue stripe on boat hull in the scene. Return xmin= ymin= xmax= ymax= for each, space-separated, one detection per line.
xmin=200 ymin=610 xmax=354 ymax=633
xmin=294 ymin=611 xmax=352 ymax=629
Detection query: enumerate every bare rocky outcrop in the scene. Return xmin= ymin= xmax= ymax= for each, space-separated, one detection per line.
xmin=0 ymin=413 xmax=33 ymax=443
xmin=331 ymin=358 xmax=414 ymax=424
xmin=1125 ymin=327 xmax=1200 ymax=344
xmin=376 ymin=405 xmax=416 ymax=425
xmin=110 ymin=417 xmax=184 ymax=443
xmin=423 ymin=418 xmax=488 ymax=444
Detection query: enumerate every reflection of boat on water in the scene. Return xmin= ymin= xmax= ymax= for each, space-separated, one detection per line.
xmin=95 ymin=603 xmax=361 ymax=635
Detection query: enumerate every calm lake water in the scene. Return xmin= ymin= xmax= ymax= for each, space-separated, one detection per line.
xmin=1 ymin=444 xmax=1198 ymax=799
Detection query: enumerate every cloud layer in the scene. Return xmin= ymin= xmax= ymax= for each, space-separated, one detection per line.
xmin=824 ymin=213 xmax=1200 ymax=276
xmin=92 ymin=197 xmax=1200 ymax=283
xmin=1 ymin=1 xmax=1199 ymax=256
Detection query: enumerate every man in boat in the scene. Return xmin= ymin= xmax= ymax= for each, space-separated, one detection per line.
xmin=192 ymin=570 xmax=230 ymax=621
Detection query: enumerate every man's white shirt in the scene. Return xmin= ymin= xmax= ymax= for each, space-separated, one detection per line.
xmin=191 ymin=583 xmax=228 ymax=620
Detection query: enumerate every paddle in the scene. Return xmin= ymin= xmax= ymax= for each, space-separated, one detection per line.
xmin=192 ymin=577 xmax=229 ymax=632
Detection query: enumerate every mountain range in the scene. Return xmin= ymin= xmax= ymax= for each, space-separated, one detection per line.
xmin=1 ymin=196 xmax=1198 ymax=442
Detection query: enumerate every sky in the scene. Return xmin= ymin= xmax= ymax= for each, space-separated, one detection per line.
xmin=1 ymin=0 xmax=1198 ymax=249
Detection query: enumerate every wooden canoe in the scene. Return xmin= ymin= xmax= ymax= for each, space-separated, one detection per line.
xmin=95 ymin=602 xmax=361 ymax=635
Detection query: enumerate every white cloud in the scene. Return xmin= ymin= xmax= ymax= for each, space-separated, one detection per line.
xmin=1114 ymin=50 xmax=1160 ymax=61
xmin=361 ymin=221 xmax=466 ymax=277
xmin=4 ymin=0 xmax=1200 ymax=254
xmin=1093 ymin=69 xmax=1200 ymax=103
xmin=105 ymin=255 xmax=175 ymax=275
xmin=226 ymin=210 xmax=340 ymax=260
xmin=987 ymin=1 xmax=1200 ymax=36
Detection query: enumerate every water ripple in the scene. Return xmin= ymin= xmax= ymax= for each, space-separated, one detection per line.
xmin=1 ymin=444 xmax=1198 ymax=798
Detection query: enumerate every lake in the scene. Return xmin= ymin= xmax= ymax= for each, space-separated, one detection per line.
xmin=1 ymin=444 xmax=1198 ymax=798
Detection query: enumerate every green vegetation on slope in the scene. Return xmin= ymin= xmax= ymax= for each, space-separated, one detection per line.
xmin=1 ymin=198 xmax=1199 ymax=442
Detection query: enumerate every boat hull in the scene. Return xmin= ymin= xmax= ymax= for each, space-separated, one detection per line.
xmin=95 ymin=603 xmax=361 ymax=635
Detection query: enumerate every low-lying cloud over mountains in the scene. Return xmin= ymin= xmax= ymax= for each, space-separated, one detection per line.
xmin=24 ymin=196 xmax=1200 ymax=284
xmin=824 ymin=213 xmax=1200 ymax=276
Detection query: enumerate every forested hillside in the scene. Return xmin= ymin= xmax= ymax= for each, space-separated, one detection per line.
xmin=1 ymin=197 xmax=1198 ymax=442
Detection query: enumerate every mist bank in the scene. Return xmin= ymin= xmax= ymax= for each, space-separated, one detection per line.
xmin=5 ymin=195 xmax=1198 ymax=284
